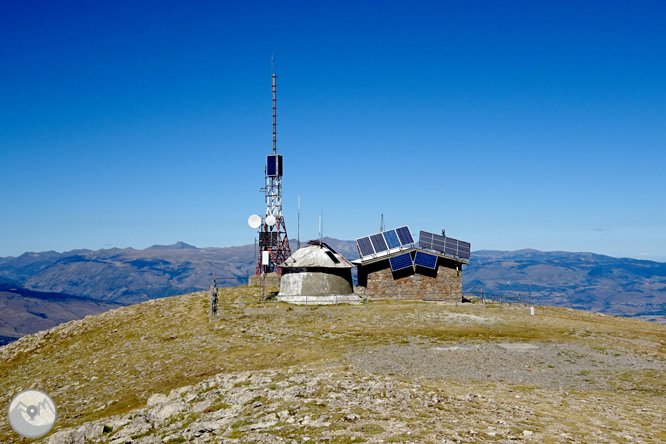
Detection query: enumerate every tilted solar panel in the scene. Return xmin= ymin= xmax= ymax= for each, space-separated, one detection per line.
xmin=389 ymin=252 xmax=413 ymax=272
xmin=356 ymin=237 xmax=375 ymax=258
xmin=458 ymin=240 xmax=471 ymax=259
xmin=419 ymin=231 xmax=446 ymax=253
xmin=370 ymin=233 xmax=388 ymax=253
xmin=444 ymin=237 xmax=459 ymax=257
xmin=396 ymin=226 xmax=414 ymax=245
xmin=414 ymin=251 xmax=437 ymax=269
xmin=383 ymin=229 xmax=401 ymax=249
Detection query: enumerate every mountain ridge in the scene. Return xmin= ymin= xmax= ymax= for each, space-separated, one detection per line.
xmin=0 ymin=240 xmax=664 ymax=345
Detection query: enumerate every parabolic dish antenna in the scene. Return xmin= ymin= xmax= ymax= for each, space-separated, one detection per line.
xmin=248 ymin=214 xmax=262 ymax=229
xmin=266 ymin=215 xmax=277 ymax=226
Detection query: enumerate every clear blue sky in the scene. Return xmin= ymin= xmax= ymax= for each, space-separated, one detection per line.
xmin=1 ymin=1 xmax=665 ymax=261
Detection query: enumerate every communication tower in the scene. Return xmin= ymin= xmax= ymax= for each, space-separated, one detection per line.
xmin=253 ymin=64 xmax=291 ymax=275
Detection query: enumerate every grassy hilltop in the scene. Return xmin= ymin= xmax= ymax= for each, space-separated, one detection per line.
xmin=1 ymin=287 xmax=665 ymax=443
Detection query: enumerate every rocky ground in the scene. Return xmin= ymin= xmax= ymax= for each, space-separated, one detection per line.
xmin=45 ymin=363 xmax=666 ymax=444
xmin=1 ymin=287 xmax=665 ymax=443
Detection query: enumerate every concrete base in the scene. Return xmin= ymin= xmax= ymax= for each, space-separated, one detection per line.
xmin=276 ymin=294 xmax=363 ymax=305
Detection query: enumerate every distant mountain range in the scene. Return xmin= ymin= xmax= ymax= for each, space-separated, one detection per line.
xmin=0 ymin=277 xmax=122 ymax=346
xmin=463 ymin=249 xmax=666 ymax=320
xmin=0 ymin=240 xmax=664 ymax=344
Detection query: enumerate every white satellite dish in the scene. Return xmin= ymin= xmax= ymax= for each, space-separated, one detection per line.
xmin=265 ymin=215 xmax=277 ymax=226
xmin=248 ymin=214 xmax=261 ymax=229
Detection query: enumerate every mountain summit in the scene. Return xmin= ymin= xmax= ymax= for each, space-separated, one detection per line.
xmin=1 ymin=287 xmax=665 ymax=443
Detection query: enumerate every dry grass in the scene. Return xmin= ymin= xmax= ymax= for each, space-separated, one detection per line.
xmin=1 ymin=286 xmax=665 ymax=442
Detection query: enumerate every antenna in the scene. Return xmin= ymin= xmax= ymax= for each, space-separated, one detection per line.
xmin=297 ymin=195 xmax=301 ymax=249
xmin=321 ymin=210 xmax=324 ymax=244
xmin=272 ymin=57 xmax=277 ymax=155
xmin=254 ymin=60 xmax=291 ymax=275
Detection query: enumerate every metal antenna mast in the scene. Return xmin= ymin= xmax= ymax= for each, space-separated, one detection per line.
xmin=255 ymin=59 xmax=291 ymax=275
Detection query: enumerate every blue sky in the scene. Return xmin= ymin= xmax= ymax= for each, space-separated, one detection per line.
xmin=1 ymin=1 xmax=665 ymax=260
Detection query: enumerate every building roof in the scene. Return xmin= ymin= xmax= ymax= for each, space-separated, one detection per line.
xmin=350 ymin=246 xmax=470 ymax=266
xmin=281 ymin=242 xmax=354 ymax=269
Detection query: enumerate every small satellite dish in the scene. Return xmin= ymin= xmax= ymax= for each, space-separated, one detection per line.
xmin=266 ymin=215 xmax=277 ymax=226
xmin=248 ymin=214 xmax=261 ymax=229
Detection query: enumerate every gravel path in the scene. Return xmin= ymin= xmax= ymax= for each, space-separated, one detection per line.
xmin=344 ymin=341 xmax=666 ymax=392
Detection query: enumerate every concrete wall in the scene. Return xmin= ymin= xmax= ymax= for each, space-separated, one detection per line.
xmin=359 ymin=257 xmax=462 ymax=299
xmin=279 ymin=268 xmax=354 ymax=296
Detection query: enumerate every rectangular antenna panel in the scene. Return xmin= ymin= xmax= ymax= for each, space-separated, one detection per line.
xmin=259 ymin=232 xmax=279 ymax=248
xmin=267 ymin=154 xmax=283 ymax=177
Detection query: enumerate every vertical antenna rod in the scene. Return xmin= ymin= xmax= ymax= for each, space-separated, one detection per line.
xmin=272 ymin=57 xmax=277 ymax=154
xmin=297 ymin=195 xmax=301 ymax=250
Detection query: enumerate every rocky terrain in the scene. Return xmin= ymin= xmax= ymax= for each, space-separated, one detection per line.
xmin=1 ymin=286 xmax=665 ymax=443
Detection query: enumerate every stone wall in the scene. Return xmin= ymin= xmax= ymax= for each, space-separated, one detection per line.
xmin=361 ymin=258 xmax=462 ymax=299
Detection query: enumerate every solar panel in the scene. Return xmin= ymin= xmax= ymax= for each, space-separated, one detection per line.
xmin=370 ymin=233 xmax=388 ymax=253
xmin=444 ymin=237 xmax=472 ymax=259
xmin=383 ymin=229 xmax=401 ymax=249
xmin=419 ymin=231 xmax=446 ymax=253
xmin=414 ymin=251 xmax=437 ymax=269
xmin=396 ymin=226 xmax=414 ymax=245
xmin=356 ymin=236 xmax=375 ymax=258
xmin=445 ymin=237 xmax=457 ymax=254
xmin=458 ymin=240 xmax=471 ymax=259
xmin=389 ymin=253 xmax=413 ymax=272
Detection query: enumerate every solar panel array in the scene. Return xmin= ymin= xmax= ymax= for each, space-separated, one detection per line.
xmin=383 ymin=229 xmax=401 ymax=249
xmin=389 ymin=253 xmax=413 ymax=272
xmin=419 ymin=230 xmax=471 ymax=259
xmin=356 ymin=237 xmax=374 ymax=258
xmin=370 ymin=233 xmax=388 ymax=253
xmin=355 ymin=226 xmax=414 ymax=260
xmin=445 ymin=238 xmax=471 ymax=259
xmin=419 ymin=231 xmax=446 ymax=252
xmin=414 ymin=251 xmax=437 ymax=269
xmin=396 ymin=226 xmax=414 ymax=245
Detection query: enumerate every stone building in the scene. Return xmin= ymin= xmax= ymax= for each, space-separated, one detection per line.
xmin=277 ymin=241 xmax=362 ymax=304
xmin=353 ymin=247 xmax=469 ymax=299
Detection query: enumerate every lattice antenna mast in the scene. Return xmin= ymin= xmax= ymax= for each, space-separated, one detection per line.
xmin=256 ymin=59 xmax=291 ymax=275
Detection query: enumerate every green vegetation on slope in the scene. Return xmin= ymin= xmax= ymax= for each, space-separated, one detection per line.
xmin=1 ymin=286 xmax=665 ymax=442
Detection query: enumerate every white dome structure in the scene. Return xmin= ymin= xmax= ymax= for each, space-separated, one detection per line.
xmin=277 ymin=241 xmax=362 ymax=305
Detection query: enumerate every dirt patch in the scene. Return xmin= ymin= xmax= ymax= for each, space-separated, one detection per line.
xmin=345 ymin=341 xmax=666 ymax=392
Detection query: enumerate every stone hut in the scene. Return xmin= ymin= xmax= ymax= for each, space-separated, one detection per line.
xmin=277 ymin=241 xmax=362 ymax=304
xmin=353 ymin=248 xmax=469 ymax=300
